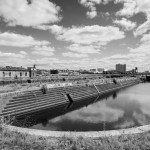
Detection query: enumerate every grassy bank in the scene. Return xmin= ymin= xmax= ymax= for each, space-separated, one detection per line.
xmin=1 ymin=124 xmax=150 ymax=150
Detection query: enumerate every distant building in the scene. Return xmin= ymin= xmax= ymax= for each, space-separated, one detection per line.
xmin=90 ymin=68 xmax=104 ymax=74
xmin=58 ymin=69 xmax=69 ymax=75
xmin=0 ymin=66 xmax=29 ymax=79
xmin=36 ymin=69 xmax=50 ymax=76
xmin=27 ymin=65 xmax=37 ymax=77
xmin=97 ymin=68 xmax=104 ymax=73
xmin=116 ymin=64 xmax=126 ymax=73
xmin=50 ymin=69 xmax=59 ymax=74
xmin=50 ymin=69 xmax=69 ymax=75
xmin=90 ymin=69 xmax=96 ymax=73
xmin=144 ymin=71 xmax=150 ymax=74
xmin=126 ymin=67 xmax=138 ymax=75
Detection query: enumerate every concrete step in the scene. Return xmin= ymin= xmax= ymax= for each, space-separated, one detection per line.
xmin=1 ymin=100 xmax=68 ymax=117
xmin=65 ymin=90 xmax=98 ymax=97
xmin=3 ymin=96 xmax=67 ymax=112
xmin=73 ymin=93 xmax=98 ymax=102
xmin=12 ymin=89 xmax=65 ymax=101
xmin=2 ymin=96 xmax=67 ymax=114
xmin=66 ymin=86 xmax=98 ymax=93
xmin=5 ymin=94 xmax=68 ymax=108
xmin=9 ymin=92 xmax=65 ymax=103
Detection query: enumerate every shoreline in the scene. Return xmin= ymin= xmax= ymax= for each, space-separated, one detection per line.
xmin=4 ymin=124 xmax=150 ymax=138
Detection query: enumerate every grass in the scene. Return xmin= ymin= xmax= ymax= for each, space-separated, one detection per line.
xmin=1 ymin=117 xmax=150 ymax=150
xmin=1 ymin=121 xmax=150 ymax=150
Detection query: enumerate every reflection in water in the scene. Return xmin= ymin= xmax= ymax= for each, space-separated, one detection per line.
xmin=16 ymin=83 xmax=150 ymax=131
xmin=112 ymin=92 xmax=117 ymax=99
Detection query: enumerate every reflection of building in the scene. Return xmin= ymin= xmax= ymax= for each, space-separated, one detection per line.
xmin=90 ymin=68 xmax=104 ymax=73
xmin=0 ymin=66 xmax=29 ymax=79
xmin=116 ymin=64 xmax=126 ymax=73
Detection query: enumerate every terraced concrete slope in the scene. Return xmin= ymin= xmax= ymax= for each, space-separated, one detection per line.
xmin=0 ymin=87 xmax=70 ymax=117
xmin=0 ymin=79 xmax=140 ymax=118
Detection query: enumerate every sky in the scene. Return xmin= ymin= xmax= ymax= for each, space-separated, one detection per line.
xmin=0 ymin=0 xmax=150 ymax=71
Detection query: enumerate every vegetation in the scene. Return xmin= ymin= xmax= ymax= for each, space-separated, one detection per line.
xmin=1 ymin=120 xmax=150 ymax=150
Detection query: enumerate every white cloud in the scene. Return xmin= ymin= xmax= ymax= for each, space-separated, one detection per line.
xmin=140 ymin=33 xmax=150 ymax=42
xmin=35 ymin=25 xmax=125 ymax=45
xmin=0 ymin=0 xmax=61 ymax=27
xmin=0 ymin=51 xmax=27 ymax=58
xmin=136 ymin=0 xmax=150 ymax=13
xmin=98 ymin=38 xmax=150 ymax=71
xmin=113 ymin=18 xmax=137 ymax=31
xmin=134 ymin=20 xmax=150 ymax=36
xmin=0 ymin=56 xmax=61 ymax=68
xmin=134 ymin=0 xmax=150 ymax=36
xmin=49 ymin=25 xmax=125 ymax=45
xmin=114 ymin=118 xmax=135 ymax=129
xmin=79 ymin=0 xmax=112 ymax=18
xmin=51 ymin=102 xmax=124 ymax=123
xmin=67 ymin=44 xmax=101 ymax=54
xmin=20 ymin=51 xmax=27 ymax=55
xmin=62 ymin=52 xmax=88 ymax=58
xmin=115 ymin=0 xmax=137 ymax=17
xmin=31 ymin=45 xmax=55 ymax=57
xmin=115 ymin=0 xmax=150 ymax=37
xmin=35 ymin=25 xmax=64 ymax=34
xmin=0 ymin=32 xmax=50 ymax=47
xmin=44 ymin=25 xmax=124 ymax=56
xmin=133 ymin=112 xmax=150 ymax=126
xmin=86 ymin=10 xmax=97 ymax=19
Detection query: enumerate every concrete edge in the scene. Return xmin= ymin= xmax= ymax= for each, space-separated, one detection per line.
xmin=4 ymin=124 xmax=150 ymax=139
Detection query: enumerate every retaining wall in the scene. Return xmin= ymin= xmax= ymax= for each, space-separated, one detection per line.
xmin=0 ymin=78 xmax=140 ymax=118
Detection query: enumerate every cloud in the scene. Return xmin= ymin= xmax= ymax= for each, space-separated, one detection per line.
xmin=86 ymin=10 xmax=97 ymax=19
xmin=134 ymin=0 xmax=150 ymax=36
xmin=45 ymin=25 xmax=124 ymax=57
xmin=0 ymin=0 xmax=61 ymax=27
xmin=0 ymin=32 xmax=50 ymax=47
xmin=96 ymin=42 xmax=150 ymax=71
xmin=0 ymin=56 xmax=60 ymax=68
xmin=79 ymin=0 xmax=100 ymax=18
xmin=48 ymin=25 xmax=125 ymax=45
xmin=0 ymin=51 xmax=27 ymax=58
xmin=19 ymin=51 xmax=27 ymax=55
xmin=133 ymin=112 xmax=150 ymax=126
xmin=51 ymin=102 xmax=124 ymax=123
xmin=31 ymin=45 xmax=55 ymax=56
xmin=114 ymin=118 xmax=135 ymax=129
xmin=36 ymin=25 xmax=124 ymax=56
xmin=62 ymin=52 xmax=88 ymax=58
xmin=140 ymin=33 xmax=150 ymax=42
xmin=66 ymin=44 xmax=101 ymax=54
xmin=134 ymin=21 xmax=150 ymax=36
xmin=115 ymin=0 xmax=137 ymax=17
xmin=35 ymin=25 xmax=64 ymax=34
xmin=79 ymin=0 xmax=113 ymax=18
xmin=115 ymin=0 xmax=150 ymax=36
xmin=113 ymin=18 xmax=137 ymax=31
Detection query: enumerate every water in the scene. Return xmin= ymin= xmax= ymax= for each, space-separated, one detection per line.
xmin=27 ymin=83 xmax=150 ymax=131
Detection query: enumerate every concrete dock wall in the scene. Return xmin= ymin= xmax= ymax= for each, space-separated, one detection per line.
xmin=0 ymin=78 xmax=140 ymax=117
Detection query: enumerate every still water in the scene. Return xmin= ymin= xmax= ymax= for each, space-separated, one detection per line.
xmin=30 ymin=83 xmax=150 ymax=131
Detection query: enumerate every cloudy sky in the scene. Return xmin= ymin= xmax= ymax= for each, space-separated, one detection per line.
xmin=0 ymin=0 xmax=150 ymax=71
